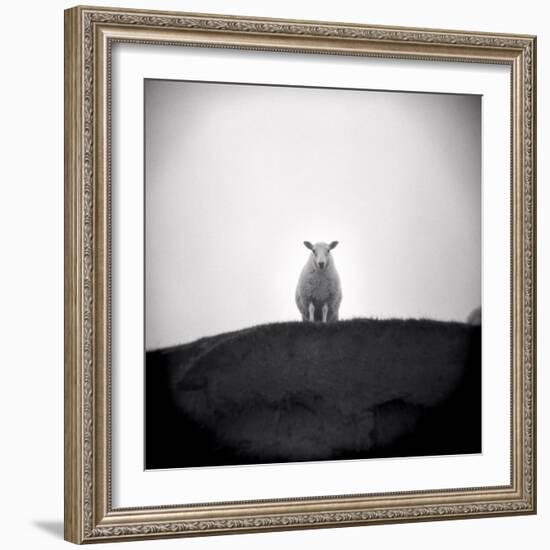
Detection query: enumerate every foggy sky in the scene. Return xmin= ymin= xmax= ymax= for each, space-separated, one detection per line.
xmin=145 ymin=79 xmax=481 ymax=350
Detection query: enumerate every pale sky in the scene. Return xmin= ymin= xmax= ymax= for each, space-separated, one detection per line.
xmin=145 ymin=79 xmax=481 ymax=350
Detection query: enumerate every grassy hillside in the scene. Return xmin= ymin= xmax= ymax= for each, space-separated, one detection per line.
xmin=146 ymin=318 xmax=481 ymax=469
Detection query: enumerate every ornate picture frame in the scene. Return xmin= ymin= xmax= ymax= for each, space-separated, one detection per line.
xmin=64 ymin=5 xmax=536 ymax=543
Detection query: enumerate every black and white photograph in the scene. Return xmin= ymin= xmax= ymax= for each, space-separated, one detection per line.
xmin=145 ymin=78 xmax=482 ymax=470
xmin=58 ymin=4 xmax=539 ymax=545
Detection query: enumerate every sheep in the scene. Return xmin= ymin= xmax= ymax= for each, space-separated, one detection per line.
xmin=296 ymin=241 xmax=342 ymax=322
xmin=466 ymin=306 xmax=481 ymax=326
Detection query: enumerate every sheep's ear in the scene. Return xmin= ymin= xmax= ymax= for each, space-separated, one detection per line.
xmin=329 ymin=241 xmax=339 ymax=250
xmin=303 ymin=241 xmax=314 ymax=250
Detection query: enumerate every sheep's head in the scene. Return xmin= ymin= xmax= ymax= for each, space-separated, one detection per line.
xmin=304 ymin=241 xmax=338 ymax=270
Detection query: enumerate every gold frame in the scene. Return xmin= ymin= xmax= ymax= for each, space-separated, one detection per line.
xmin=64 ymin=5 xmax=537 ymax=544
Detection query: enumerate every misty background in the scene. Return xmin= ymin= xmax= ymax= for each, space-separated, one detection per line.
xmin=145 ymin=79 xmax=481 ymax=350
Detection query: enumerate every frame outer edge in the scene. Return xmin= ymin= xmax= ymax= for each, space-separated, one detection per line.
xmin=528 ymin=36 xmax=537 ymax=513
xmin=64 ymin=6 xmax=84 ymax=545
xmin=533 ymin=36 xmax=537 ymax=514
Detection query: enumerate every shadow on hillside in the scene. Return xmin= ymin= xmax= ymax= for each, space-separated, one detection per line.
xmin=146 ymin=318 xmax=481 ymax=469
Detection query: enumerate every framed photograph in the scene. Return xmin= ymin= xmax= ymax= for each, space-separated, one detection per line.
xmin=64 ymin=5 xmax=537 ymax=543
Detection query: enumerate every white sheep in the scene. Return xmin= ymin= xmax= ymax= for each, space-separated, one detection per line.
xmin=295 ymin=241 xmax=342 ymax=322
xmin=466 ymin=306 xmax=481 ymax=326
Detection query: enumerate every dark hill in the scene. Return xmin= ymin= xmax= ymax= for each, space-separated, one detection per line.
xmin=146 ymin=318 xmax=481 ymax=469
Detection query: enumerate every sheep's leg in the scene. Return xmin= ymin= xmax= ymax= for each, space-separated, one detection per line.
xmin=322 ymin=304 xmax=328 ymax=323
xmin=308 ymin=302 xmax=315 ymax=322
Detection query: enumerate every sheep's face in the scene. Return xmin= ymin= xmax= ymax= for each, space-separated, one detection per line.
xmin=304 ymin=241 xmax=338 ymax=271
